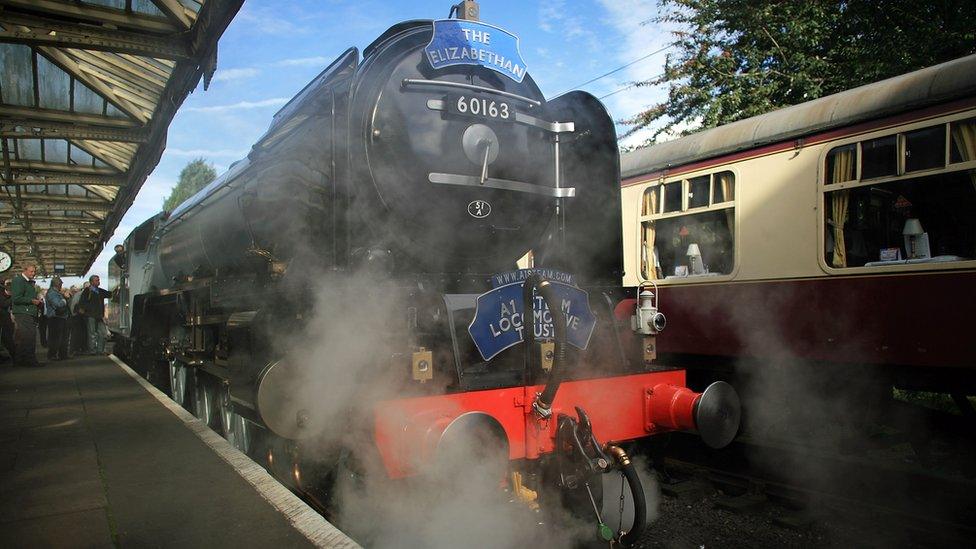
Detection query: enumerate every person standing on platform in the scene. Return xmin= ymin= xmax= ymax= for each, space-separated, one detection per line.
xmin=11 ymin=264 xmax=43 ymax=368
xmin=45 ymin=277 xmax=69 ymax=361
xmin=0 ymin=279 xmax=14 ymax=364
xmin=69 ymin=283 xmax=87 ymax=356
xmin=37 ymin=287 xmax=48 ymax=348
xmin=77 ymin=275 xmax=111 ymax=355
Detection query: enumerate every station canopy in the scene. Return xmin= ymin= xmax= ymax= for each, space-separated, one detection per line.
xmin=0 ymin=0 xmax=243 ymax=277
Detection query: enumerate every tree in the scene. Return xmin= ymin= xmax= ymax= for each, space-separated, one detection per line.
xmin=624 ymin=0 xmax=976 ymax=144
xmin=163 ymin=158 xmax=217 ymax=212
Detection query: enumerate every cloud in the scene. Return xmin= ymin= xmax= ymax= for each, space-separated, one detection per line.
xmin=205 ymin=57 xmax=328 ymax=86
xmin=237 ymin=6 xmax=310 ymax=35
xmin=183 ymin=97 xmax=289 ymax=113
xmin=213 ymin=67 xmax=261 ymax=82
xmin=538 ymin=0 xmax=597 ymax=42
xmin=275 ymin=56 xmax=329 ymax=67
xmin=165 ymin=148 xmax=247 ymax=158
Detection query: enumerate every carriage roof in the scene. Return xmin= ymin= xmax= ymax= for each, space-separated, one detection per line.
xmin=621 ymin=54 xmax=976 ymax=178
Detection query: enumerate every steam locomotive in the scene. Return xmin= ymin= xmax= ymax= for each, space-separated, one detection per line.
xmin=107 ymin=4 xmax=739 ymax=545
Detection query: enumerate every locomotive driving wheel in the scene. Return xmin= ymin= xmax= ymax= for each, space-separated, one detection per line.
xmin=217 ymin=385 xmax=252 ymax=455
xmin=168 ymin=359 xmax=188 ymax=407
xmin=193 ymin=375 xmax=219 ymax=430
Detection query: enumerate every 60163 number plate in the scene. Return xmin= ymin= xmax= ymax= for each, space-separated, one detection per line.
xmin=446 ymin=94 xmax=512 ymax=121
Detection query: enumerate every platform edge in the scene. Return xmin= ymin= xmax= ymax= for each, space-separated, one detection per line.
xmin=108 ymin=354 xmax=361 ymax=549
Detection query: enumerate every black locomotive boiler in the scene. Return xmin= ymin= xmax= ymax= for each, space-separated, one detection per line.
xmin=106 ymin=5 xmax=739 ymax=545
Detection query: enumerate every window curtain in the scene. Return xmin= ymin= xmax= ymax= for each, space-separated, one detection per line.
xmin=717 ymin=172 xmax=735 ymax=233
xmin=642 ymin=189 xmax=659 ymax=280
xmin=952 ymin=121 xmax=976 ymax=192
xmin=829 ymin=148 xmax=854 ymax=267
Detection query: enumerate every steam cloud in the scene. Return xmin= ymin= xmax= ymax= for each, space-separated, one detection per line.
xmin=260 ymin=268 xmax=641 ymax=548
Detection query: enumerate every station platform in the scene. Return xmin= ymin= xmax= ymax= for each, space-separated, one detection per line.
xmin=0 ymin=352 xmax=358 ymax=548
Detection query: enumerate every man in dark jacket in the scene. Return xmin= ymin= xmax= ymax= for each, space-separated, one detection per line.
xmin=45 ymin=277 xmax=69 ymax=361
xmin=0 ymin=278 xmax=14 ymax=363
xmin=77 ymin=275 xmax=112 ymax=355
xmin=11 ymin=264 xmax=43 ymax=367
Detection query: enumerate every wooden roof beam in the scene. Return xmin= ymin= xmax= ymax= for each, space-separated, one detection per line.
xmin=7 ymin=217 xmax=98 ymax=227
xmin=7 ymin=160 xmax=120 ymax=176
xmin=1 ymin=121 xmax=148 ymax=143
xmin=20 ymin=214 xmax=103 ymax=223
xmin=1 ymin=173 xmax=126 ymax=186
xmin=24 ymin=237 xmax=100 ymax=244
xmin=0 ymin=0 xmax=179 ymax=34
xmin=0 ymin=104 xmax=141 ymax=129
xmin=4 ymin=202 xmax=114 ymax=212
xmin=3 ymin=225 xmax=100 ymax=234
xmin=149 ymin=0 xmax=195 ymax=30
xmin=8 ymin=192 xmax=111 ymax=205
xmin=0 ymin=12 xmax=191 ymax=59
xmin=9 ymin=242 xmax=96 ymax=250
xmin=0 ymin=216 xmax=102 ymax=228
xmin=32 ymin=251 xmax=94 ymax=256
xmin=14 ymin=241 xmax=94 ymax=247
xmin=20 ymin=254 xmax=95 ymax=262
xmin=1 ymin=198 xmax=114 ymax=212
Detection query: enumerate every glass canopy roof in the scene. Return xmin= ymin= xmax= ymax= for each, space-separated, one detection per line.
xmin=0 ymin=0 xmax=243 ymax=276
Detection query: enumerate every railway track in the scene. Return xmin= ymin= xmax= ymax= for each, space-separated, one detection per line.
xmin=658 ymin=431 xmax=976 ymax=547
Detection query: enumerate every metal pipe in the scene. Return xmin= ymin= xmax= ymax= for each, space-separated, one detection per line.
xmin=605 ymin=445 xmax=646 ymax=547
xmin=523 ymin=274 xmax=568 ymax=418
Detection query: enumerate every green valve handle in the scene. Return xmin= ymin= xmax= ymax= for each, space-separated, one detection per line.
xmin=598 ymin=523 xmax=614 ymax=542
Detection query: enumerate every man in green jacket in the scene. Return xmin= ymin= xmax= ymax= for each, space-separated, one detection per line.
xmin=11 ymin=263 xmax=43 ymax=367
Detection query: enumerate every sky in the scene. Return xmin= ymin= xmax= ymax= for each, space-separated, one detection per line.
xmin=58 ymin=0 xmax=675 ymax=287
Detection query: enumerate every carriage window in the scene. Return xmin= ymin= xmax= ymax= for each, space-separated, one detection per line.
xmin=904 ymin=126 xmax=946 ymax=173
xmin=861 ymin=136 xmax=898 ymax=179
xmin=950 ymin=119 xmax=976 ymax=164
xmin=641 ymin=187 xmax=659 ymax=216
xmin=688 ymin=176 xmax=710 ymax=209
xmin=640 ymin=171 xmax=735 ymax=280
xmin=662 ymin=182 xmax=682 ymax=213
xmin=713 ymin=171 xmax=734 ymax=203
xmin=826 ymin=144 xmax=857 ymax=184
xmin=824 ymin=171 xmax=976 ymax=268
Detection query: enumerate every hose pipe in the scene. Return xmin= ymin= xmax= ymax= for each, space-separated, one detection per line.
xmin=606 ymin=445 xmax=646 ymax=547
xmin=522 ymin=275 xmax=568 ymax=417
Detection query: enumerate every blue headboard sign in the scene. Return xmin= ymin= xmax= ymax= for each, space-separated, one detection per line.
xmin=468 ymin=280 xmax=596 ymax=362
xmin=425 ymin=19 xmax=528 ymax=83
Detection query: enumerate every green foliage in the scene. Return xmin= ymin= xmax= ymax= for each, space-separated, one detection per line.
xmin=162 ymin=158 xmax=217 ymax=212
xmin=626 ymin=0 xmax=976 ymax=144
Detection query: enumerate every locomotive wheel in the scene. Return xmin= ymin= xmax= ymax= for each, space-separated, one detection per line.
xmin=218 ymin=386 xmax=234 ymax=438
xmin=193 ymin=376 xmax=219 ymax=430
xmin=230 ymin=414 xmax=253 ymax=455
xmin=217 ymin=386 xmax=252 ymax=455
xmin=168 ymin=359 xmax=188 ymax=408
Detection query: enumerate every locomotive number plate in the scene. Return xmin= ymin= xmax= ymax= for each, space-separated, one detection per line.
xmin=446 ymin=94 xmax=512 ymax=121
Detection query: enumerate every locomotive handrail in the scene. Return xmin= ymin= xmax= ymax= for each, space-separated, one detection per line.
xmin=402 ymin=78 xmax=542 ymax=107
xmin=428 ymin=172 xmax=576 ymax=197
